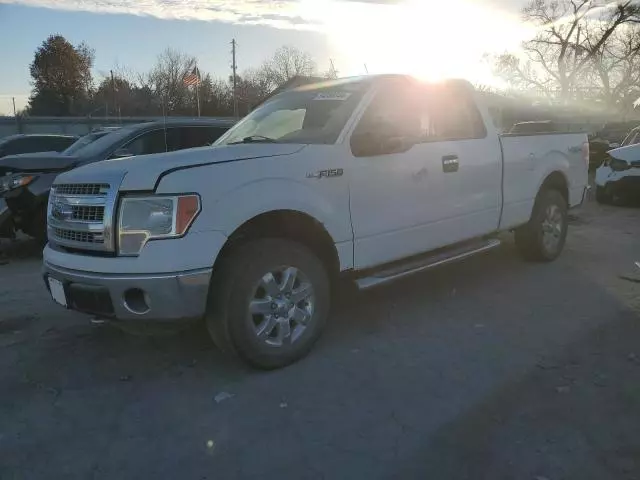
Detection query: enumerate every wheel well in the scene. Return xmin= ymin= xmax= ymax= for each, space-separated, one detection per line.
xmin=540 ymin=171 xmax=569 ymax=203
xmin=216 ymin=210 xmax=340 ymax=278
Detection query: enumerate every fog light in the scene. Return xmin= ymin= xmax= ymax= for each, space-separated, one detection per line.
xmin=123 ymin=288 xmax=150 ymax=314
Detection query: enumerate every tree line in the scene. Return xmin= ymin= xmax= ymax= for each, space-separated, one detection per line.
xmin=25 ymin=35 xmax=333 ymax=118
xmin=493 ymin=0 xmax=640 ymax=113
xmin=27 ymin=1 xmax=640 ymax=119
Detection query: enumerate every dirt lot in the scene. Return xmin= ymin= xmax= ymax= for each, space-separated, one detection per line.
xmin=1 ymin=199 xmax=640 ymax=480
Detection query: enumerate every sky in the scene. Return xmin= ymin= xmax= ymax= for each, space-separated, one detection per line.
xmin=0 ymin=0 xmax=529 ymax=115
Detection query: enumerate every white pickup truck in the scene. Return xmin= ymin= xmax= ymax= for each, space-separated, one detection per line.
xmin=43 ymin=75 xmax=589 ymax=369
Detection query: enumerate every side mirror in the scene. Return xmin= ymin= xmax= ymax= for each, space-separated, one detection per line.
xmin=111 ymin=148 xmax=133 ymax=159
xmin=351 ymin=123 xmax=416 ymax=157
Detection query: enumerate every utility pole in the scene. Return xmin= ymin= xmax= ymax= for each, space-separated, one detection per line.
xmin=329 ymin=59 xmax=338 ymax=79
xmin=231 ymin=39 xmax=238 ymax=119
xmin=110 ymin=70 xmax=116 ymax=121
xmin=12 ymin=97 xmax=18 ymax=132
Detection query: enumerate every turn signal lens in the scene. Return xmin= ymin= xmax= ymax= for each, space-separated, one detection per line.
xmin=176 ymin=195 xmax=200 ymax=235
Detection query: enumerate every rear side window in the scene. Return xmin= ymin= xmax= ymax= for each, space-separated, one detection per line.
xmin=120 ymin=129 xmax=168 ymax=156
xmin=420 ymin=86 xmax=486 ymax=141
xmin=166 ymin=126 xmax=231 ymax=151
xmin=353 ymin=82 xmax=486 ymax=149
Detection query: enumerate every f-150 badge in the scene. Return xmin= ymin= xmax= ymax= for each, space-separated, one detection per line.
xmin=306 ymin=169 xmax=344 ymax=179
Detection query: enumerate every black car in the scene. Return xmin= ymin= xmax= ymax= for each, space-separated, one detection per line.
xmin=0 ymin=134 xmax=78 ymax=158
xmin=0 ymin=118 xmax=235 ymax=241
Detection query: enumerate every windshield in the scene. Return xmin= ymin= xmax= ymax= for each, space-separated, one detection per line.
xmin=215 ymin=79 xmax=370 ymax=146
xmin=621 ymin=129 xmax=640 ymax=147
xmin=62 ymin=131 xmax=110 ymax=155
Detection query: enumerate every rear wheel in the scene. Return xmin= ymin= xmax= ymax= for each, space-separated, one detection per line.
xmin=515 ymin=189 xmax=568 ymax=262
xmin=206 ymin=239 xmax=330 ymax=369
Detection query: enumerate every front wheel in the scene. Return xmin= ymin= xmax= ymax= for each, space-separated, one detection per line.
xmin=515 ymin=189 xmax=568 ymax=262
xmin=206 ymin=239 xmax=330 ymax=369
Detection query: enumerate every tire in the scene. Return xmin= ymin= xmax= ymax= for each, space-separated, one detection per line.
xmin=595 ymin=186 xmax=612 ymax=205
xmin=514 ymin=189 xmax=568 ymax=262
xmin=206 ymin=238 xmax=330 ymax=369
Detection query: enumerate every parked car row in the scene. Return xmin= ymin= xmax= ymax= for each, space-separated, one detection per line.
xmin=0 ymin=133 xmax=79 ymax=158
xmin=0 ymin=118 xmax=234 ymax=241
xmin=595 ymin=142 xmax=640 ymax=204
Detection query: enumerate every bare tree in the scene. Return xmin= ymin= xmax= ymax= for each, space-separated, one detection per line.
xmin=494 ymin=0 xmax=640 ymax=102
xmin=586 ymin=23 xmax=640 ymax=109
xmin=261 ymin=46 xmax=317 ymax=89
xmin=147 ymin=48 xmax=197 ymax=114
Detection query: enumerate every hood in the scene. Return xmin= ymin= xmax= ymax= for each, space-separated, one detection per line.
xmin=608 ymin=143 xmax=640 ymax=166
xmin=55 ymin=143 xmax=307 ymax=191
xmin=0 ymin=151 xmax=80 ymax=176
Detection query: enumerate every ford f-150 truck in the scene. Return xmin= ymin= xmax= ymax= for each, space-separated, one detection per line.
xmin=43 ymin=75 xmax=589 ymax=369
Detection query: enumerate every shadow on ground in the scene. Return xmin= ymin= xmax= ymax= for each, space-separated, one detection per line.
xmin=395 ymin=310 xmax=640 ymax=480
xmin=0 ymin=236 xmax=43 ymax=262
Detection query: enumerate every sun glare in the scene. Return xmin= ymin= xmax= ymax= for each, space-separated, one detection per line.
xmin=311 ymin=0 xmax=528 ymax=86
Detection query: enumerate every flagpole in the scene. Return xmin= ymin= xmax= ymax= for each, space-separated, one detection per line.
xmin=195 ymin=63 xmax=201 ymax=117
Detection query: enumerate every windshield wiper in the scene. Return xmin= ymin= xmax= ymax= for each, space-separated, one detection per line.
xmin=229 ymin=135 xmax=279 ymax=145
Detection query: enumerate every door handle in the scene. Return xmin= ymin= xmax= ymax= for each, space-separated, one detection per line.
xmin=442 ymin=155 xmax=459 ymax=173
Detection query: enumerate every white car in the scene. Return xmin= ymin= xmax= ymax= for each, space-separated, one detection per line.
xmin=595 ymin=143 xmax=640 ymax=204
xmin=42 ymin=75 xmax=589 ymax=369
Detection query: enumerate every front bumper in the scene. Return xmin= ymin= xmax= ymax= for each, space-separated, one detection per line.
xmin=43 ymin=261 xmax=212 ymax=322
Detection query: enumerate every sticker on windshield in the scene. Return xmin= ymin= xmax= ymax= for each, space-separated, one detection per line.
xmin=313 ymin=92 xmax=351 ymax=101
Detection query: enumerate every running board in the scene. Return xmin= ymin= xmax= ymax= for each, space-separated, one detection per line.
xmin=355 ymin=238 xmax=501 ymax=290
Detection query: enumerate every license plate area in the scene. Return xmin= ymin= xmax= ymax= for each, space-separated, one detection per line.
xmin=48 ymin=277 xmax=68 ymax=307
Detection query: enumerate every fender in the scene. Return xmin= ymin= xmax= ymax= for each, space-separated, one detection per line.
xmin=531 ymin=150 xmax=571 ymax=207
xmin=155 ymin=163 xmax=354 ymax=269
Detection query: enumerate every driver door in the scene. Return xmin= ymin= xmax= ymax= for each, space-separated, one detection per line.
xmin=349 ymin=80 xmax=499 ymax=270
xmin=349 ymin=80 xmax=453 ymax=269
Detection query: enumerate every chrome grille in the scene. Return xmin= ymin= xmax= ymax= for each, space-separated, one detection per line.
xmin=54 ymin=183 xmax=110 ymax=196
xmin=48 ymin=180 xmax=117 ymax=253
xmin=71 ymin=205 xmax=104 ymax=222
xmin=52 ymin=228 xmax=103 ymax=244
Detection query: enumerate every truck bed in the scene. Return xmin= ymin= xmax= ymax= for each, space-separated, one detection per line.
xmin=499 ymin=132 xmax=588 ymax=230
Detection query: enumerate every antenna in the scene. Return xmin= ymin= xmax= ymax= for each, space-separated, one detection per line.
xmin=162 ymin=98 xmax=168 ymax=152
xmin=231 ymin=39 xmax=238 ymax=119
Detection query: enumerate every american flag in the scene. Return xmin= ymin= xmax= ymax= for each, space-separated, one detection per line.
xmin=183 ymin=66 xmax=201 ymax=87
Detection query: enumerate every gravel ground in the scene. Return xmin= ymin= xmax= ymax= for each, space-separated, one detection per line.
xmin=1 ymin=199 xmax=639 ymax=480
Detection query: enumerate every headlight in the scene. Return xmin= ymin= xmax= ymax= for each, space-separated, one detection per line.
xmin=0 ymin=174 xmax=36 ymax=195
xmin=118 ymin=194 xmax=200 ymax=255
